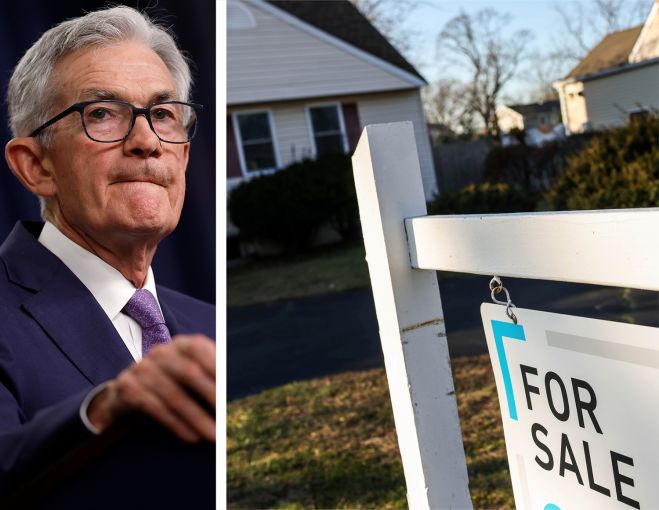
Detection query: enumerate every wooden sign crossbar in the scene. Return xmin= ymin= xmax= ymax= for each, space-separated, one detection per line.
xmin=351 ymin=121 xmax=659 ymax=510
xmin=406 ymin=210 xmax=659 ymax=292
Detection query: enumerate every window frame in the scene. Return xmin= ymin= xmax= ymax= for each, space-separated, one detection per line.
xmin=305 ymin=102 xmax=349 ymax=159
xmin=232 ymin=109 xmax=281 ymax=176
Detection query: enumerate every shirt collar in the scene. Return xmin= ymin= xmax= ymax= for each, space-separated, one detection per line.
xmin=38 ymin=221 xmax=159 ymax=320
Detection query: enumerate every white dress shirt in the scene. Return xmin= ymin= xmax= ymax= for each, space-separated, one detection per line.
xmin=38 ymin=221 xmax=164 ymax=362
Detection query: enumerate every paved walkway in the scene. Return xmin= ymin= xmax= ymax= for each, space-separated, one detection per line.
xmin=228 ymin=276 xmax=658 ymax=400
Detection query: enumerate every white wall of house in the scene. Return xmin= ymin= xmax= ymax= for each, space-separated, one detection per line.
xmin=630 ymin=1 xmax=659 ymax=63
xmin=584 ymin=61 xmax=659 ymax=129
xmin=497 ymin=107 xmax=524 ymax=133
xmin=228 ymin=89 xmax=437 ymax=201
xmin=227 ymin=0 xmax=420 ymax=105
xmin=358 ymin=91 xmax=437 ymax=199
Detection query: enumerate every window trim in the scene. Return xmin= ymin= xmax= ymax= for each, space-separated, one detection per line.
xmin=305 ymin=102 xmax=349 ymax=159
xmin=232 ymin=109 xmax=280 ymax=177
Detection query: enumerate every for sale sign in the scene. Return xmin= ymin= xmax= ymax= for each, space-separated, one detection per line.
xmin=481 ymin=303 xmax=659 ymax=510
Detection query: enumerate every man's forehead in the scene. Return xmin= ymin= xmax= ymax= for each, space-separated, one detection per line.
xmin=78 ymin=87 xmax=177 ymax=103
xmin=51 ymin=41 xmax=178 ymax=103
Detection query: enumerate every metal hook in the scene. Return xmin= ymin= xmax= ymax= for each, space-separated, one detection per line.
xmin=489 ymin=276 xmax=517 ymax=324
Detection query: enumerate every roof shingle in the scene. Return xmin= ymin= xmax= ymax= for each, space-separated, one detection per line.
xmin=566 ymin=25 xmax=643 ymax=79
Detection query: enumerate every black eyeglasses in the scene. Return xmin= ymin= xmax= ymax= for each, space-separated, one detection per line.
xmin=29 ymin=100 xmax=203 ymax=144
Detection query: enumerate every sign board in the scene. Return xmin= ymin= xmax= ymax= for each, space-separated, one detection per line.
xmin=481 ymin=303 xmax=659 ymax=510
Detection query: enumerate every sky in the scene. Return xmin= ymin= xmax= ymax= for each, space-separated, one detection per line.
xmin=387 ymin=0 xmax=653 ymax=103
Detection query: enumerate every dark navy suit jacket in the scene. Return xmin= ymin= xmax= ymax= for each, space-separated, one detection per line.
xmin=0 ymin=221 xmax=214 ymax=494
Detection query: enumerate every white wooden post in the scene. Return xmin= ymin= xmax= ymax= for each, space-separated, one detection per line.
xmin=352 ymin=122 xmax=472 ymax=510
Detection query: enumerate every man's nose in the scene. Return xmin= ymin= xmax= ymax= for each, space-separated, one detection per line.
xmin=123 ymin=114 xmax=161 ymax=157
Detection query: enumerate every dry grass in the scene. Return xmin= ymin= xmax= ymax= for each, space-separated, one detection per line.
xmin=227 ymin=354 xmax=514 ymax=509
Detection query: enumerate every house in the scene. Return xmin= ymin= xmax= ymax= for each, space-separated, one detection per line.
xmin=227 ymin=0 xmax=435 ymax=237
xmin=497 ymin=101 xmax=563 ymax=146
xmin=497 ymin=101 xmax=561 ymax=134
xmin=553 ymin=1 xmax=659 ymax=134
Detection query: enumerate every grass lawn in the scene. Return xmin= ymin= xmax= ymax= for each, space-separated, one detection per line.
xmin=227 ymin=354 xmax=513 ymax=509
xmin=228 ymin=242 xmax=370 ymax=308
xmin=227 ymin=242 xmax=476 ymax=307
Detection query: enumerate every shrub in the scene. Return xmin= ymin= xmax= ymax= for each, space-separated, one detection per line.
xmin=484 ymin=136 xmax=592 ymax=193
xmin=546 ymin=115 xmax=659 ymax=210
xmin=309 ymin=154 xmax=360 ymax=242
xmin=427 ymin=182 xmax=539 ymax=215
xmin=484 ymin=145 xmax=534 ymax=189
xmin=228 ymin=154 xmax=359 ymax=252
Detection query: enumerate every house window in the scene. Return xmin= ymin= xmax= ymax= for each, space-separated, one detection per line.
xmin=308 ymin=105 xmax=347 ymax=157
xmin=235 ymin=112 xmax=277 ymax=173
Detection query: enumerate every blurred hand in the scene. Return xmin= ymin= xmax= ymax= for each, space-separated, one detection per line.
xmin=87 ymin=334 xmax=216 ymax=443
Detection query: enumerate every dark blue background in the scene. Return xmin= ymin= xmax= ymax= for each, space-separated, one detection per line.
xmin=0 ymin=1 xmax=216 ymax=304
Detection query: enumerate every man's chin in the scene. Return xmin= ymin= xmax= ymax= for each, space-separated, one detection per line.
xmin=116 ymin=217 xmax=178 ymax=241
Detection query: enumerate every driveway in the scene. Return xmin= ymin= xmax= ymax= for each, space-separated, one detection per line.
xmin=227 ymin=276 xmax=658 ymax=400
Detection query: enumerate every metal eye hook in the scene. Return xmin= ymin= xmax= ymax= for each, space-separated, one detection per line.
xmin=489 ymin=276 xmax=503 ymax=295
xmin=489 ymin=276 xmax=518 ymax=324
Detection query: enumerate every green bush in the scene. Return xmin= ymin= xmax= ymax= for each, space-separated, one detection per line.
xmin=427 ymin=182 xmax=539 ymax=215
xmin=484 ymin=145 xmax=534 ymax=189
xmin=546 ymin=115 xmax=659 ymax=210
xmin=228 ymin=155 xmax=359 ymax=252
xmin=484 ymin=137 xmax=591 ymax=193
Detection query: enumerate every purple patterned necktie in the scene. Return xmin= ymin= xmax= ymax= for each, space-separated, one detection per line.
xmin=122 ymin=289 xmax=171 ymax=355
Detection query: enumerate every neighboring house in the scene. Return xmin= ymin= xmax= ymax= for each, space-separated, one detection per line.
xmin=497 ymin=101 xmax=561 ymax=133
xmin=227 ymin=0 xmax=435 ymax=237
xmin=497 ymin=101 xmax=564 ymax=147
xmin=497 ymin=101 xmax=563 ymax=147
xmin=553 ymin=1 xmax=659 ymax=134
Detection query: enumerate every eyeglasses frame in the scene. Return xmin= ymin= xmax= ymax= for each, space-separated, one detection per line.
xmin=28 ymin=99 xmax=203 ymax=144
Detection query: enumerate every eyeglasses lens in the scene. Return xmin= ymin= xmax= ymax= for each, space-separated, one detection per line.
xmin=82 ymin=102 xmax=197 ymax=143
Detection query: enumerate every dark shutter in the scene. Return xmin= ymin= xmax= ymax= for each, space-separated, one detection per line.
xmin=227 ymin=115 xmax=242 ymax=178
xmin=341 ymin=102 xmax=361 ymax=153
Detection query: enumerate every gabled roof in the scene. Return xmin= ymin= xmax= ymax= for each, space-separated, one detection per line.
xmin=506 ymin=101 xmax=560 ymax=116
xmin=566 ymin=25 xmax=643 ymax=79
xmin=267 ymin=0 xmax=426 ymax=83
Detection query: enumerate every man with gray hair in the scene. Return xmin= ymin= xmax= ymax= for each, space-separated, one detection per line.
xmin=0 ymin=5 xmax=215 ymax=494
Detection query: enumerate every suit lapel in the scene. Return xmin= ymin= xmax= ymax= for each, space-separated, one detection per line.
xmin=159 ymin=295 xmax=183 ymax=337
xmin=2 ymin=222 xmax=134 ymax=384
xmin=22 ymin=267 xmax=134 ymax=384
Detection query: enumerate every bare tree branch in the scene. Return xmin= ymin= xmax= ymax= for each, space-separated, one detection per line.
xmin=436 ymin=9 xmax=533 ymax=138
xmin=551 ymin=0 xmax=649 ymax=67
xmin=423 ymin=78 xmax=476 ymax=135
xmin=350 ymin=0 xmax=422 ymax=57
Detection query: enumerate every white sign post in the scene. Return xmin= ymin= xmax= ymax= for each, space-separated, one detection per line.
xmin=352 ymin=122 xmax=472 ymax=510
xmin=352 ymin=121 xmax=659 ymax=509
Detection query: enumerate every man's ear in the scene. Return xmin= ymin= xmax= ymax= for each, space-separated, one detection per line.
xmin=4 ymin=137 xmax=57 ymax=198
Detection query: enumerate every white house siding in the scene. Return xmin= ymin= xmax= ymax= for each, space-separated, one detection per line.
xmin=630 ymin=2 xmax=659 ymax=63
xmin=584 ymin=62 xmax=659 ymax=129
xmin=229 ymin=89 xmax=436 ymax=199
xmin=227 ymin=1 xmax=417 ymax=105
xmin=358 ymin=90 xmax=437 ymax=200
xmin=497 ymin=107 xmax=524 ymax=133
